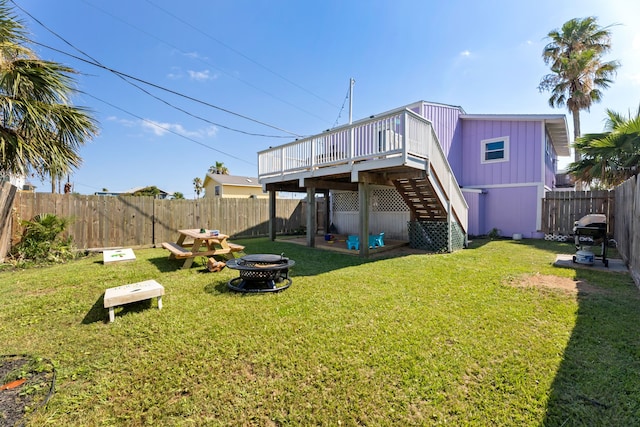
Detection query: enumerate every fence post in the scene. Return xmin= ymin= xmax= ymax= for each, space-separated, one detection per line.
xmin=0 ymin=182 xmax=18 ymax=262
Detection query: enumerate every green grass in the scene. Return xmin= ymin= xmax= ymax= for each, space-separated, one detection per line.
xmin=1 ymin=238 xmax=639 ymax=426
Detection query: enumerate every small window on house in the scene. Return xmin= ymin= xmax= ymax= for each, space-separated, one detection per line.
xmin=214 ymin=185 xmax=221 ymax=196
xmin=481 ymin=136 xmax=509 ymax=164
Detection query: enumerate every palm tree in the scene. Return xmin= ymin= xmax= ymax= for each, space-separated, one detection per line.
xmin=208 ymin=161 xmax=229 ymax=175
xmin=193 ymin=177 xmax=203 ymax=199
xmin=568 ymin=107 xmax=640 ymax=188
xmin=538 ymin=17 xmax=620 ymax=165
xmin=0 ymin=3 xmax=98 ymax=192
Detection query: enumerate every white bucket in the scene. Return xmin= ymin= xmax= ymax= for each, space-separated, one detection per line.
xmin=512 ymin=233 xmax=522 ymax=240
xmin=575 ymin=250 xmax=595 ymax=265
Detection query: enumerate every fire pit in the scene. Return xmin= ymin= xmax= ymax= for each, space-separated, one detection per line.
xmin=225 ymin=253 xmax=295 ymax=293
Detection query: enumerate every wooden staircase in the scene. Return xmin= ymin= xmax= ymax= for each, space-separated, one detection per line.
xmin=393 ymin=177 xmax=447 ymax=222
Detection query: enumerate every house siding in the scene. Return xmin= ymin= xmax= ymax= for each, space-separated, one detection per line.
xmin=462 ymin=189 xmax=485 ymax=236
xmin=482 ymin=186 xmax=541 ymax=238
xmin=414 ymin=102 xmax=464 ymax=176
xmin=203 ymin=180 xmax=267 ymax=199
xmin=460 ymin=119 xmax=543 ymax=187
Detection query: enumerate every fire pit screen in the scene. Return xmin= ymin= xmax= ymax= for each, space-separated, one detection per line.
xmin=225 ymin=253 xmax=295 ymax=293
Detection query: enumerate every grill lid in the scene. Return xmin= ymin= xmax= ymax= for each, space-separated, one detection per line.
xmin=574 ymin=214 xmax=607 ymax=228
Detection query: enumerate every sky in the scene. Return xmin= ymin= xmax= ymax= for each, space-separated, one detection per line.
xmin=11 ymin=0 xmax=640 ymax=198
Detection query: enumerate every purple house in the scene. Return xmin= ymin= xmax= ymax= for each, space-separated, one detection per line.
xmin=258 ymin=101 xmax=569 ymax=254
xmin=411 ymin=102 xmax=570 ymax=238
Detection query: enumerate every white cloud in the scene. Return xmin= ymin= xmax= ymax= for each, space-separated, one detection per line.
xmin=183 ymin=51 xmax=208 ymax=60
xmin=107 ymin=116 xmax=136 ymax=127
xmin=187 ymin=69 xmax=217 ymax=81
xmin=141 ymin=120 xmax=218 ymax=138
xmin=460 ymin=50 xmax=471 ymax=57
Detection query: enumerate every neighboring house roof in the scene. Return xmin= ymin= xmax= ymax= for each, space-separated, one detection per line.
xmin=204 ymin=174 xmax=261 ymax=187
xmin=95 ymin=186 xmax=173 ymax=197
xmin=460 ymin=114 xmax=570 ymax=157
xmin=122 ymin=186 xmax=172 ymax=195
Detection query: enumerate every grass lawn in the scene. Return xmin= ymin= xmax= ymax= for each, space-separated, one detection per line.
xmin=1 ymin=238 xmax=639 ymax=425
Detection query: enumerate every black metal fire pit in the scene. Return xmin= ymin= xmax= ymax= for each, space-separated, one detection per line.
xmin=225 ymin=253 xmax=295 ymax=293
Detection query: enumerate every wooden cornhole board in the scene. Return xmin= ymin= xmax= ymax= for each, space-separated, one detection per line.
xmin=103 ymin=248 xmax=136 ymax=264
xmin=103 ymin=279 xmax=164 ymax=322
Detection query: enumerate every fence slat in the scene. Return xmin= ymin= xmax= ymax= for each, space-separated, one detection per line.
xmin=541 ymin=190 xmax=615 ymax=236
xmin=1 ymin=191 xmax=305 ymax=251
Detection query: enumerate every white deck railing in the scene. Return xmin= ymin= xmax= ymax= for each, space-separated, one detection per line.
xmin=258 ymin=109 xmax=468 ymax=231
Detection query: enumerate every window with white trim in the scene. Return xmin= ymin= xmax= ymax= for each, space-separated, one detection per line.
xmin=481 ymin=136 xmax=509 ymax=164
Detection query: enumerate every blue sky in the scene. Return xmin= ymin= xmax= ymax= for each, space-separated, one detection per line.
xmin=13 ymin=0 xmax=640 ymax=197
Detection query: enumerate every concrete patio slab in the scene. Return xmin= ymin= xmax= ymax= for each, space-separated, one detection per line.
xmin=554 ymin=253 xmax=628 ymax=274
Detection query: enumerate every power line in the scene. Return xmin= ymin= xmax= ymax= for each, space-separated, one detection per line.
xmin=77 ymin=0 xmax=333 ymax=125
xmin=86 ymin=93 xmax=255 ymax=166
xmin=12 ymin=0 xmax=290 ymax=138
xmin=34 ymin=40 xmax=304 ymax=138
xmin=144 ymin=0 xmax=339 ymax=109
xmin=12 ymin=0 xmax=304 ymax=138
xmin=332 ymin=81 xmax=351 ymax=129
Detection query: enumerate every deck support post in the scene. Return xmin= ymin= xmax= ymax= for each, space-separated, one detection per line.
xmin=447 ymin=175 xmax=452 ymax=253
xmin=323 ymin=190 xmax=330 ymax=234
xmin=306 ymin=187 xmax=316 ymax=248
xmin=268 ymin=190 xmax=276 ymax=241
xmin=358 ymin=182 xmax=370 ymax=257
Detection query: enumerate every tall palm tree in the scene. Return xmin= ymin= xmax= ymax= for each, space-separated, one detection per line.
xmin=568 ymin=107 xmax=640 ymax=188
xmin=193 ymin=177 xmax=203 ymax=199
xmin=538 ymin=17 xmax=620 ymax=164
xmin=208 ymin=161 xmax=229 ymax=175
xmin=0 ymin=2 xmax=97 ymax=192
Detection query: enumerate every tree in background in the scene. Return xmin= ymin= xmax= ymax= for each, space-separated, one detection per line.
xmin=0 ymin=3 xmax=97 ymax=192
xmin=131 ymin=186 xmax=161 ymax=197
xmin=208 ymin=162 xmax=229 ymax=175
xmin=172 ymin=191 xmax=184 ymax=199
xmin=568 ymin=107 xmax=640 ymax=188
xmin=193 ymin=177 xmax=203 ymax=199
xmin=538 ymin=17 xmax=619 ymax=168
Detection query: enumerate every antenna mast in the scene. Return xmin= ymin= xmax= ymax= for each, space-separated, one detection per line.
xmin=349 ymin=78 xmax=355 ymax=125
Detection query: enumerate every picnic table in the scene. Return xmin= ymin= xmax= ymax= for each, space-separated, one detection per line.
xmin=162 ymin=229 xmax=245 ymax=269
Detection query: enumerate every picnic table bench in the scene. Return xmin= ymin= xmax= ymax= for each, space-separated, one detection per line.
xmin=162 ymin=229 xmax=245 ymax=268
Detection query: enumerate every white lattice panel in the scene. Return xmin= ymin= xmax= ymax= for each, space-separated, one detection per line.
xmin=331 ymin=187 xmax=410 ymax=239
xmin=332 ymin=191 xmax=359 ymax=212
xmin=371 ymin=187 xmax=409 ymax=212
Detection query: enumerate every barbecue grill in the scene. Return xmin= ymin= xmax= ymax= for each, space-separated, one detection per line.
xmin=572 ymin=214 xmax=609 ymax=267
xmin=225 ymin=253 xmax=295 ymax=293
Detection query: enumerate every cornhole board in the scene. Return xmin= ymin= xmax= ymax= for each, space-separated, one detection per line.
xmin=103 ymin=248 xmax=136 ymax=264
xmin=103 ymin=279 xmax=164 ymax=322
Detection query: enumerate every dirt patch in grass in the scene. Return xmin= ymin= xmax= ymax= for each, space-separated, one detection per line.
xmin=510 ymin=274 xmax=608 ymax=295
xmin=0 ymin=355 xmax=55 ymax=426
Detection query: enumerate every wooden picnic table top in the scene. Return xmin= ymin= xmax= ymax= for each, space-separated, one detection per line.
xmin=178 ymin=229 xmax=229 ymax=240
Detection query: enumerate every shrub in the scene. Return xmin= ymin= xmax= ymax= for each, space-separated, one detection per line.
xmin=11 ymin=213 xmax=76 ymax=264
xmin=488 ymin=227 xmax=501 ymax=240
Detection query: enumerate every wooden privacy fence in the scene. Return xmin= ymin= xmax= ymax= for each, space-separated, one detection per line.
xmin=4 ymin=189 xmax=305 ymax=254
xmin=614 ymin=176 xmax=640 ymax=288
xmin=541 ymin=190 xmax=615 ymax=236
